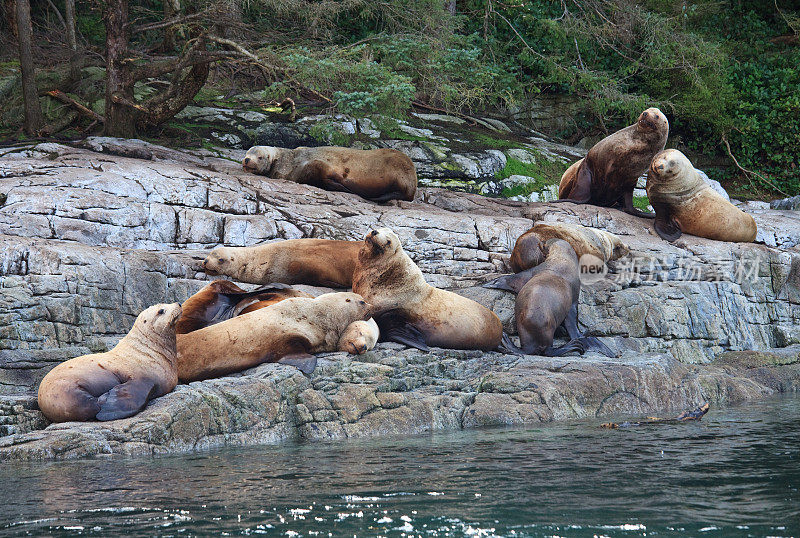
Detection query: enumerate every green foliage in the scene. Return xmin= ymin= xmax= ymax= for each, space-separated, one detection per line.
xmin=308 ymin=121 xmax=353 ymax=147
xmin=496 ymin=154 xmax=566 ymax=187
xmin=633 ymin=196 xmax=652 ymax=211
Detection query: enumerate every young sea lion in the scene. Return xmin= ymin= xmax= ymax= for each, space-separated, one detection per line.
xmin=176 ymin=292 xmax=373 ymax=382
xmin=485 ymin=239 xmax=616 ymax=357
xmin=352 ymin=228 xmax=503 ymax=351
xmin=337 ymin=318 xmax=380 ymax=355
xmin=558 ymin=107 xmax=669 ymax=217
xmin=203 ymin=239 xmax=362 ymax=288
xmin=242 ymin=145 xmax=418 ymax=202
xmin=646 ymin=149 xmax=757 ymax=242
xmin=510 ymin=222 xmax=629 ymax=273
xmin=175 ymin=280 xmax=312 ymax=334
xmin=38 ymin=303 xmax=183 ymax=423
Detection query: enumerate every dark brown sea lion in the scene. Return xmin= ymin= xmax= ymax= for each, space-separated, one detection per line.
xmin=176 ymin=292 xmax=373 ymax=381
xmin=242 ymin=145 xmax=418 ymax=202
xmin=557 ymin=107 xmax=669 ymax=217
xmin=202 ymin=239 xmax=362 ymax=288
xmin=175 ymin=280 xmax=312 ymax=334
xmin=485 ymin=239 xmax=616 ymax=357
xmin=352 ymin=228 xmax=503 ymax=351
xmin=38 ymin=303 xmax=183 ymax=422
xmin=646 ymin=149 xmax=757 ymax=242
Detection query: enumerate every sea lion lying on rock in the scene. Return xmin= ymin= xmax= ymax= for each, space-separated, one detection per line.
xmin=352 ymin=228 xmax=503 ymax=351
xmin=38 ymin=303 xmax=183 ymax=422
xmin=176 ymin=280 xmax=312 ymax=334
xmin=203 ymin=239 xmax=362 ymax=288
xmin=337 ymin=318 xmax=380 ymax=355
xmin=485 ymin=239 xmax=616 ymax=357
xmin=558 ymin=107 xmax=669 ymax=217
xmin=510 ymin=222 xmax=629 ymax=273
xmin=646 ymin=149 xmax=757 ymax=242
xmin=242 ymin=145 xmax=418 ymax=202
xmin=177 ymin=292 xmax=373 ymax=381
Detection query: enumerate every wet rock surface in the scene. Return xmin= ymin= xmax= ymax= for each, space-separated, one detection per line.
xmin=1 ymin=138 xmax=799 ymax=460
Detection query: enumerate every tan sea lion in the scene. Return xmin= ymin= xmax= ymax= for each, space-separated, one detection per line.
xmin=203 ymin=239 xmax=362 ymax=288
xmin=38 ymin=303 xmax=183 ymax=423
xmin=646 ymin=149 xmax=757 ymax=242
xmin=177 ymin=292 xmax=373 ymax=381
xmin=485 ymin=240 xmax=616 ymax=357
xmin=558 ymin=107 xmax=669 ymax=217
xmin=242 ymin=145 xmax=417 ymax=202
xmin=352 ymin=228 xmax=503 ymax=351
xmin=510 ymin=222 xmax=629 ymax=273
xmin=337 ymin=318 xmax=380 ymax=355
xmin=176 ymin=280 xmax=312 ymax=334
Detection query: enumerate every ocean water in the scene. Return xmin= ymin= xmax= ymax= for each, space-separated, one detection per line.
xmin=1 ymin=396 xmax=798 ymax=537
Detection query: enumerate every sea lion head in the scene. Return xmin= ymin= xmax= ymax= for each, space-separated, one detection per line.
xmin=361 ymin=227 xmax=402 ymax=260
xmin=243 ymin=146 xmax=279 ymax=175
xmin=315 ymin=292 xmax=374 ymax=322
xmin=636 ymin=107 xmax=668 ymax=135
xmin=649 ymin=149 xmax=689 ymax=182
xmin=138 ymin=303 xmax=183 ymax=334
xmin=203 ymin=246 xmax=237 ymax=276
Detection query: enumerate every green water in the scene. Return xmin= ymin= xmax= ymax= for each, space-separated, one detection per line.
xmin=1 ymin=396 xmax=798 ymax=537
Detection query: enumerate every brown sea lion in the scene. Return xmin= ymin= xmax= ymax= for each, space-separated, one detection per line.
xmin=176 ymin=280 xmax=312 ymax=334
xmin=242 ymin=145 xmax=417 ymax=202
xmin=509 ymin=222 xmax=629 ymax=273
xmin=203 ymin=239 xmax=361 ymax=288
xmin=38 ymin=303 xmax=183 ymax=423
xmin=352 ymin=228 xmax=503 ymax=351
xmin=557 ymin=107 xmax=669 ymax=217
xmin=177 ymin=292 xmax=373 ymax=382
xmin=646 ymin=149 xmax=757 ymax=242
xmin=337 ymin=318 xmax=380 ymax=355
xmin=485 ymin=239 xmax=616 ymax=357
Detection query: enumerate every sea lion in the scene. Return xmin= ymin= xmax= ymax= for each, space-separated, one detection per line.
xmin=558 ymin=107 xmax=669 ymax=217
xmin=352 ymin=228 xmax=503 ymax=351
xmin=38 ymin=303 xmax=183 ymax=423
xmin=485 ymin=239 xmax=616 ymax=357
xmin=337 ymin=318 xmax=380 ymax=355
xmin=176 ymin=280 xmax=312 ymax=334
xmin=509 ymin=222 xmax=629 ymax=273
xmin=203 ymin=239 xmax=362 ymax=288
xmin=177 ymin=292 xmax=373 ymax=382
xmin=242 ymin=145 xmax=417 ymax=202
xmin=646 ymin=149 xmax=757 ymax=242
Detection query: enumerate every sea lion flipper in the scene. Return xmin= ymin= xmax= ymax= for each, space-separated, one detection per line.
xmin=578 ymin=336 xmax=618 ymax=358
xmin=623 ymin=191 xmax=656 ymax=218
xmin=483 ymin=266 xmax=539 ymax=294
xmin=302 ymin=160 xmax=356 ymax=194
xmin=654 ymin=213 xmax=682 ymax=241
xmin=95 ymin=379 xmax=158 ymax=421
xmin=544 ymin=338 xmax=585 ymax=357
xmin=277 ymin=354 xmax=318 ymax=375
xmin=374 ymin=311 xmax=429 ymax=351
xmin=562 ymin=303 xmax=581 ymax=340
xmin=496 ymin=333 xmax=524 ymax=356
xmin=369 ymin=191 xmax=405 ymax=203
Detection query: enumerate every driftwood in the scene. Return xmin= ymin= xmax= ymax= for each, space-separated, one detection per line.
xmin=601 ymin=402 xmax=710 ymax=429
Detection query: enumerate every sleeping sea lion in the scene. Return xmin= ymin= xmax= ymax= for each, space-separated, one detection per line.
xmin=242 ymin=145 xmax=417 ymax=202
xmin=558 ymin=107 xmax=669 ymax=217
xmin=646 ymin=149 xmax=757 ymax=242
xmin=203 ymin=239 xmax=362 ymax=288
xmin=337 ymin=318 xmax=380 ymax=355
xmin=485 ymin=239 xmax=616 ymax=357
xmin=177 ymin=292 xmax=373 ymax=382
xmin=352 ymin=228 xmax=503 ymax=351
xmin=510 ymin=222 xmax=629 ymax=273
xmin=38 ymin=303 xmax=183 ymax=422
xmin=176 ymin=280 xmax=312 ymax=334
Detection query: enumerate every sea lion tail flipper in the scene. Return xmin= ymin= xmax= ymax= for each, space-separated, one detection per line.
xmin=577 ymin=336 xmax=618 ymax=358
xmin=277 ymin=354 xmax=318 ymax=375
xmin=483 ymin=267 xmax=538 ymax=293
xmin=496 ymin=333 xmax=524 ymax=356
xmin=675 ymin=402 xmax=710 ymax=421
xmin=654 ymin=213 xmax=682 ymax=241
xmin=95 ymin=379 xmax=158 ymax=421
xmin=544 ymin=338 xmax=585 ymax=357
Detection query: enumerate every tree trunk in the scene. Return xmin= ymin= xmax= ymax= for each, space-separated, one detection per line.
xmin=162 ymin=0 xmax=180 ymax=52
xmin=64 ymin=0 xmax=80 ymax=82
xmin=143 ymin=62 xmax=209 ymax=128
xmin=103 ymin=0 xmax=138 ymax=138
xmin=15 ymin=0 xmax=43 ymax=135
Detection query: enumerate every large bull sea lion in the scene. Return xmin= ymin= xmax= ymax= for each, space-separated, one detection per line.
xmin=558 ymin=107 xmax=669 ymax=217
xmin=352 ymin=228 xmax=503 ymax=351
xmin=38 ymin=303 xmax=183 ymax=422
xmin=243 ymin=145 xmax=418 ymax=202
xmin=646 ymin=149 xmax=757 ymax=242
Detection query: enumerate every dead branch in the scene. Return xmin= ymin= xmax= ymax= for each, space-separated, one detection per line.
xmin=45 ymin=90 xmax=105 ymax=123
xmin=721 ymin=133 xmax=788 ymax=196
xmin=132 ymin=12 xmax=205 ymax=34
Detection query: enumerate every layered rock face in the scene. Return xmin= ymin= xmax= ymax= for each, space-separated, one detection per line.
xmin=1 ymin=138 xmax=799 ymax=459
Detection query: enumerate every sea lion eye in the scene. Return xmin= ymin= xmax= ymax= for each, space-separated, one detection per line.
xmin=346 ymin=298 xmax=351 ymax=302
xmin=158 ymin=308 xmax=165 ymax=315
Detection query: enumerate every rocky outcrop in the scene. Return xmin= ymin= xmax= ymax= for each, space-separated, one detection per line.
xmin=1 ymin=138 xmax=799 ymax=460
